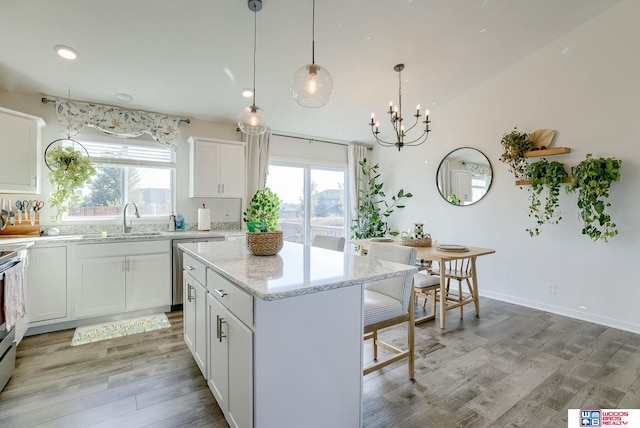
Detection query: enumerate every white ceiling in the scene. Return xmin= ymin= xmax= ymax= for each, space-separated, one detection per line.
xmin=0 ymin=0 xmax=620 ymax=143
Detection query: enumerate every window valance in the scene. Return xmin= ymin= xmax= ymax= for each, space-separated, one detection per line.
xmin=53 ymin=98 xmax=184 ymax=150
xmin=463 ymin=161 xmax=492 ymax=178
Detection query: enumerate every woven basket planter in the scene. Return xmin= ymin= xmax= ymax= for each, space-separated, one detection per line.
xmin=246 ymin=231 xmax=283 ymax=256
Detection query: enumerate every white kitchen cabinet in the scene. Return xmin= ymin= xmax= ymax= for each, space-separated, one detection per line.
xmin=126 ymin=253 xmax=171 ymax=310
xmin=183 ymin=269 xmax=207 ymax=376
xmin=188 ymin=137 xmax=246 ymax=198
xmin=26 ymin=246 xmax=68 ymax=323
xmin=74 ymin=241 xmax=170 ymax=318
xmin=207 ymin=272 xmax=253 ymax=428
xmin=75 ymin=256 xmax=126 ymax=318
xmin=0 ymin=107 xmax=45 ymax=194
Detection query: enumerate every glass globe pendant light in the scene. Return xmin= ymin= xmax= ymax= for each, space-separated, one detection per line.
xmin=291 ymin=0 xmax=333 ymax=108
xmin=238 ymin=0 xmax=269 ymax=135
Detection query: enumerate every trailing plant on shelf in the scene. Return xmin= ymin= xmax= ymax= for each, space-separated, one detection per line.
xmin=351 ymin=158 xmax=413 ymax=239
xmin=46 ymin=145 xmax=96 ymax=222
xmin=499 ymin=127 xmax=533 ymax=180
xmin=566 ymin=154 xmax=622 ymax=242
xmin=243 ymin=187 xmax=281 ymax=231
xmin=524 ymin=159 xmax=567 ymax=237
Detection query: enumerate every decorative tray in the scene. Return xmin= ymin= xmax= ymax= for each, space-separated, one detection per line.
xmin=436 ymin=244 xmax=469 ymax=252
xmin=371 ymin=237 xmax=393 ymax=242
xmin=401 ymin=236 xmax=432 ymax=247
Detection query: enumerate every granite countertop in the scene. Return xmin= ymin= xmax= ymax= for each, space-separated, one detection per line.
xmin=179 ymin=240 xmax=418 ymax=301
xmin=0 ymin=229 xmax=245 ymax=246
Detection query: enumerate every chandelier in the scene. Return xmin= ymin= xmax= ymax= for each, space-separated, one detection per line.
xmin=369 ymin=64 xmax=431 ymax=151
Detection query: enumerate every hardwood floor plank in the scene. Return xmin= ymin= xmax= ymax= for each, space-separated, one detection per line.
xmin=2 ymin=299 xmax=640 ymax=428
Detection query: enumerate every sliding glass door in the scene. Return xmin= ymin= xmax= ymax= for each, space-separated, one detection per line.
xmin=267 ymin=163 xmax=347 ymax=245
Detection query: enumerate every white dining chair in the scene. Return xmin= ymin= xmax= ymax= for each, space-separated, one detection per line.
xmin=363 ymin=243 xmax=417 ymax=379
xmin=311 ymin=235 xmax=345 ymax=252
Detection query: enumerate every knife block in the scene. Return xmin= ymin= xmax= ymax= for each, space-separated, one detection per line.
xmin=0 ymin=212 xmax=40 ymax=237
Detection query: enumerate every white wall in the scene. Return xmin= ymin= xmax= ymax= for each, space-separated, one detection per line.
xmin=0 ymin=91 xmax=243 ymax=227
xmin=381 ymin=0 xmax=640 ymax=333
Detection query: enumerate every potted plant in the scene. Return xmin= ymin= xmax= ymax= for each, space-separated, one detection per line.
xmin=46 ymin=145 xmax=96 ymax=222
xmin=351 ymin=158 xmax=412 ymax=239
xmin=499 ymin=127 xmax=533 ymax=180
xmin=243 ymin=187 xmax=283 ymax=255
xmin=566 ymin=154 xmax=622 ymax=242
xmin=524 ymin=159 xmax=567 ymax=236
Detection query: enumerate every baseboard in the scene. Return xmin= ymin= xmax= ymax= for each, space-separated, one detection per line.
xmin=479 ymin=291 xmax=640 ymax=335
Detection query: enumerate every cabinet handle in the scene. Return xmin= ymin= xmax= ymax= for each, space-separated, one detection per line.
xmin=216 ymin=314 xmax=220 ymax=339
xmin=122 ymin=260 xmax=126 ymax=272
xmin=221 ymin=183 xmax=224 ymax=194
xmin=187 ymin=284 xmax=194 ymax=302
xmin=214 ymin=288 xmax=227 ymax=298
xmin=217 ymin=184 xmax=221 ymax=194
xmin=217 ymin=315 xmax=227 ymax=342
xmin=185 ymin=265 xmax=195 ymax=271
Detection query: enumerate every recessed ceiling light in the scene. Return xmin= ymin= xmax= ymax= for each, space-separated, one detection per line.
xmin=115 ymin=93 xmax=133 ymax=102
xmin=54 ymin=45 xmax=78 ymax=60
xmin=242 ymin=88 xmax=254 ymax=98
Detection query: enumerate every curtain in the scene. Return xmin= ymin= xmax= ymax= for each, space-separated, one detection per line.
xmin=347 ymin=144 xmax=368 ymax=230
xmin=54 ymin=99 xmax=184 ymax=150
xmin=244 ymin=131 xmax=271 ymax=200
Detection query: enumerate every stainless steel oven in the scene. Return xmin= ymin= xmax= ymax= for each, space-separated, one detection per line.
xmin=0 ymin=245 xmax=26 ymax=392
xmin=171 ymin=236 xmax=224 ymax=310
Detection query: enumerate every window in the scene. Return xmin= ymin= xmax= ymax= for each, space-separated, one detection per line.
xmin=65 ymin=138 xmax=175 ymax=220
xmin=266 ymin=163 xmax=347 ymax=245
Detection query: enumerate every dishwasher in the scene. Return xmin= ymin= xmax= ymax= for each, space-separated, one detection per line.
xmin=172 ymin=236 xmax=224 ymax=310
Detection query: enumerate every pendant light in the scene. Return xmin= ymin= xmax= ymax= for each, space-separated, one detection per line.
xmin=238 ymin=0 xmax=269 ymax=135
xmin=290 ymin=0 xmax=333 ymax=108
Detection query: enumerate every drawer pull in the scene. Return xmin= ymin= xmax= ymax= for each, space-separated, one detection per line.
xmin=185 ymin=265 xmax=195 ymax=271
xmin=214 ymin=288 xmax=227 ymax=298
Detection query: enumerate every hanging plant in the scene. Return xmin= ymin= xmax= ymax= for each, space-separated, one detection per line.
xmin=46 ymin=145 xmax=96 ymax=222
xmin=566 ymin=154 xmax=622 ymax=242
xmin=524 ymin=159 xmax=567 ymax=237
xmin=351 ymin=158 xmax=412 ymax=239
xmin=499 ymin=127 xmax=533 ymax=180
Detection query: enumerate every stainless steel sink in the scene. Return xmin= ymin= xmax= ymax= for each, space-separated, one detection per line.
xmin=82 ymin=232 xmax=163 ymax=239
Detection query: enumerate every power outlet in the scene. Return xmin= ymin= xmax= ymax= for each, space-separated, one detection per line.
xmin=546 ymin=282 xmax=556 ymax=295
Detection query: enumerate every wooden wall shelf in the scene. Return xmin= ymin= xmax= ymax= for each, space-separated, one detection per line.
xmin=516 ymin=177 xmax=573 ymax=186
xmin=524 ymin=147 xmax=571 ymax=158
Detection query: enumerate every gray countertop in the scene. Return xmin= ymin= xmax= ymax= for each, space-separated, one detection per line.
xmin=179 ymin=240 xmax=418 ymax=301
xmin=0 ymin=230 xmax=245 ymax=246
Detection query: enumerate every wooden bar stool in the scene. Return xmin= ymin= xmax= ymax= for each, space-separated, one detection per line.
xmin=413 ymin=271 xmax=440 ymax=324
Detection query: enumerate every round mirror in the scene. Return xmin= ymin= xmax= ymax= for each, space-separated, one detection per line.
xmin=436 ymin=147 xmax=493 ymax=206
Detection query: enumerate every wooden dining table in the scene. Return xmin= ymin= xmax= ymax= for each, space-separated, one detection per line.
xmin=349 ymin=238 xmax=495 ymax=329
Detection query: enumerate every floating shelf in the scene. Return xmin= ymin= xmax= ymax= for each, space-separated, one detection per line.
xmin=516 ymin=177 xmax=573 ymax=186
xmin=524 ymin=147 xmax=571 ymax=158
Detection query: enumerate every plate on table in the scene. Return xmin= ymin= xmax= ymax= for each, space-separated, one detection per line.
xmin=371 ymin=237 xmax=393 ymax=242
xmin=436 ymin=244 xmax=469 ymax=252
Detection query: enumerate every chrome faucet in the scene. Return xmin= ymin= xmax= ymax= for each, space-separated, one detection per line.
xmin=123 ymin=202 xmax=140 ymax=234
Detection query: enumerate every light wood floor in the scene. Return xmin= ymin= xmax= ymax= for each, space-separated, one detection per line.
xmin=1 ymin=298 xmax=639 ymax=427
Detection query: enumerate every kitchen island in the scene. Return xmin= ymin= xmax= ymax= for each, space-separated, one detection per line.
xmin=178 ymin=240 xmax=418 ymax=428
